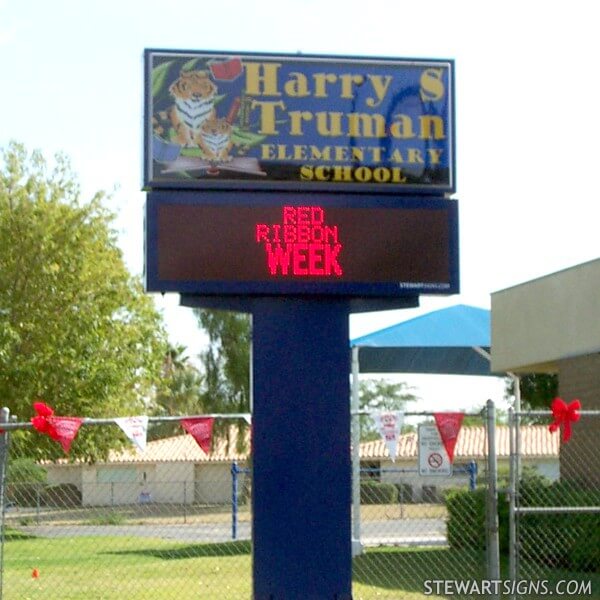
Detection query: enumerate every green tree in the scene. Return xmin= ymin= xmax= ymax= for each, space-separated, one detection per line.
xmin=194 ymin=309 xmax=251 ymax=451
xmin=0 ymin=142 xmax=167 ymax=461
xmin=505 ymin=373 xmax=558 ymax=411
xmin=359 ymin=378 xmax=418 ymax=440
xmin=161 ymin=343 xmax=191 ymax=378
xmin=149 ymin=344 xmax=204 ymax=439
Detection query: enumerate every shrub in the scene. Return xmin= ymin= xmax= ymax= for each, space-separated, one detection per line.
xmin=87 ymin=511 xmax=126 ymax=526
xmin=6 ymin=458 xmax=46 ymax=507
xmin=41 ymin=483 xmax=82 ymax=507
xmin=445 ymin=488 xmax=487 ymax=550
xmin=422 ymin=485 xmax=440 ymax=503
xmin=8 ymin=458 xmax=47 ymax=483
xmin=519 ymin=481 xmax=600 ymax=573
xmin=445 ymin=481 xmax=600 ymax=573
xmin=360 ymin=480 xmax=398 ymax=504
xmin=7 ymin=481 xmax=44 ymax=507
xmin=395 ymin=483 xmax=413 ymax=503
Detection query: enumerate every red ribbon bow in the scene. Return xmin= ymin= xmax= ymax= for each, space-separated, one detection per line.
xmin=549 ymin=397 xmax=581 ymax=442
xmin=31 ymin=401 xmax=83 ymax=453
xmin=31 ymin=401 xmax=60 ymax=440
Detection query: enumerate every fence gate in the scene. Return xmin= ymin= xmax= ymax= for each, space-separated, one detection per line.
xmin=508 ymin=408 xmax=600 ymax=599
xmin=350 ymin=401 xmax=501 ymax=599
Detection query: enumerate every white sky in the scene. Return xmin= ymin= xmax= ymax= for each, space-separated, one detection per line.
xmin=2 ymin=0 xmax=597 ymax=413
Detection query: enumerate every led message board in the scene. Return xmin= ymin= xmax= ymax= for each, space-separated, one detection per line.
xmin=144 ymin=50 xmax=454 ymax=195
xmin=145 ymin=192 xmax=459 ymax=297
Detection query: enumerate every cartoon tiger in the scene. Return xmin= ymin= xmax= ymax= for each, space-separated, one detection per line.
xmin=168 ymin=70 xmax=217 ymax=147
xmin=198 ymin=116 xmax=233 ymax=162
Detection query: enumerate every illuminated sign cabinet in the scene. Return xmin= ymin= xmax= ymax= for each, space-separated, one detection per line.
xmin=143 ymin=50 xmax=459 ymax=299
xmin=144 ymin=49 xmax=454 ymax=194
xmin=145 ymin=192 xmax=458 ymax=297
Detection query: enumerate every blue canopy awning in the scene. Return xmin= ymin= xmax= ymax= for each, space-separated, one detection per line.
xmin=350 ymin=304 xmax=493 ymax=376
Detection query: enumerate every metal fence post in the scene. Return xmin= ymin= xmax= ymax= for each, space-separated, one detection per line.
xmin=0 ymin=407 xmax=11 ymax=600
xmin=468 ymin=460 xmax=477 ymax=491
xmin=485 ymin=399 xmax=501 ymax=590
xmin=507 ymin=407 xmax=518 ymax=599
xmin=36 ymin=483 xmax=41 ymax=525
xmin=351 ymin=345 xmax=362 ymax=555
xmin=231 ymin=461 xmax=238 ymax=540
xmin=183 ymin=481 xmax=187 ymax=524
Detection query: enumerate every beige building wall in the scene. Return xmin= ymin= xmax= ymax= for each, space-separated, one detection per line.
xmin=379 ymin=461 xmax=469 ymax=501
xmin=491 ymin=258 xmax=600 ymax=373
xmin=557 ymin=354 xmax=600 ymax=486
xmin=492 ymin=258 xmax=600 ymax=486
xmin=153 ymin=463 xmax=194 ymax=504
xmin=377 ymin=457 xmax=557 ymax=501
xmin=194 ymin=463 xmax=238 ymax=504
xmin=46 ymin=461 xmax=243 ymax=507
xmin=79 ymin=464 xmax=154 ymax=506
xmin=45 ymin=464 xmax=82 ymax=488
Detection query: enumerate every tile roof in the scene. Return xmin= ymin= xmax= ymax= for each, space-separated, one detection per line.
xmin=103 ymin=424 xmax=249 ymax=464
xmin=360 ymin=425 xmax=559 ymax=460
xmin=98 ymin=425 xmax=558 ymax=465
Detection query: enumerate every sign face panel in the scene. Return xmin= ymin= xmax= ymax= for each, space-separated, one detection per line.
xmin=144 ymin=49 xmax=454 ymax=194
xmin=145 ymin=192 xmax=458 ymax=297
xmin=418 ymin=424 xmax=453 ymax=476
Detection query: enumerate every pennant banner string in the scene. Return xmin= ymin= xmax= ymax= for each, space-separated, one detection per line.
xmin=372 ymin=411 xmax=404 ymax=462
xmin=115 ymin=416 xmax=149 ymax=452
xmin=433 ymin=412 xmax=464 ymax=464
xmin=181 ymin=417 xmax=215 ymax=454
xmin=31 ymin=402 xmax=82 ymax=454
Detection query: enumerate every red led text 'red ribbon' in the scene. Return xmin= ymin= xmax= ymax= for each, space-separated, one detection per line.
xmin=548 ymin=397 xmax=581 ymax=443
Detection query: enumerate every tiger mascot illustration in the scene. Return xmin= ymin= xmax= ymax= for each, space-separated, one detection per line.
xmin=168 ymin=69 xmax=218 ymax=147
xmin=198 ymin=116 xmax=233 ymax=162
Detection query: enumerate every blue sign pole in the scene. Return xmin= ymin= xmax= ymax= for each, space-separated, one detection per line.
xmin=252 ymin=297 xmax=352 ymax=600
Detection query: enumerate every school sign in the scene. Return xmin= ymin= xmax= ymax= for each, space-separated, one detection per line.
xmin=144 ymin=50 xmax=455 ymax=195
xmin=143 ymin=49 xmax=458 ymax=599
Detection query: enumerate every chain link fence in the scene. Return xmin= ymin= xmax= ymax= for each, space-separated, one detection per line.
xmin=351 ymin=409 xmax=494 ymax=599
xmin=508 ymin=409 xmax=600 ymax=599
xmin=0 ymin=414 xmax=253 ymax=600
xmin=0 ymin=405 xmax=539 ymax=599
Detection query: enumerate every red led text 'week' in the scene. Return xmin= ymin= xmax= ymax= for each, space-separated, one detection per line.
xmin=256 ymin=206 xmax=343 ymax=277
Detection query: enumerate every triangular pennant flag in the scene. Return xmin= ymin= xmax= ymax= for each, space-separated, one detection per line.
xmin=181 ymin=417 xmax=214 ymax=453
xmin=433 ymin=412 xmax=464 ymax=463
xmin=48 ymin=417 xmax=83 ymax=454
xmin=31 ymin=402 xmax=83 ymax=454
xmin=372 ymin=411 xmax=404 ymax=461
xmin=115 ymin=416 xmax=149 ymax=452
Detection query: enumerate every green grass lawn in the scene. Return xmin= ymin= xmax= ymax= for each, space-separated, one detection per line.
xmin=3 ymin=532 xmax=598 ymax=599
xmin=3 ymin=534 xmax=252 ymax=600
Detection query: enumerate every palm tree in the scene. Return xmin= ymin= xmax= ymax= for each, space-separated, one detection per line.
xmin=150 ymin=344 xmax=204 ymax=439
xmin=161 ymin=343 xmax=190 ymax=378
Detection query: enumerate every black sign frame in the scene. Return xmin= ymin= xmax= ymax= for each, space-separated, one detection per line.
xmin=145 ymin=191 xmax=459 ymax=298
xmin=144 ymin=49 xmax=455 ymax=195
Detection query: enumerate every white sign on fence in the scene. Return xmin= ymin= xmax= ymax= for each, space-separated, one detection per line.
xmin=418 ymin=424 xmax=452 ymax=476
